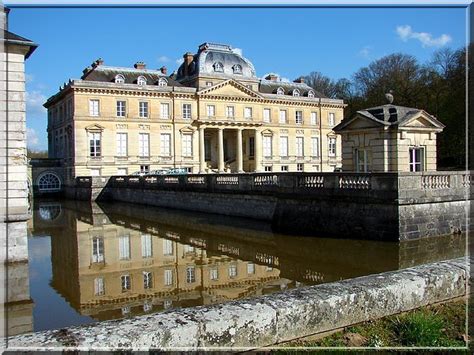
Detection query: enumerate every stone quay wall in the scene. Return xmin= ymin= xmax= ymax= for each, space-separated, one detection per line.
xmin=77 ymin=171 xmax=473 ymax=241
xmin=7 ymin=257 xmax=469 ymax=350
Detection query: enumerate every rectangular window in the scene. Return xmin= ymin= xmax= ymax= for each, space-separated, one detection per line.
xmin=94 ymin=277 xmax=105 ymax=296
xmin=328 ymin=137 xmax=336 ymax=157
xmin=182 ymin=134 xmax=193 ymax=157
xmin=210 ymin=268 xmax=219 ymax=280
xmin=279 ymin=110 xmax=287 ymax=124
xmin=310 ymin=112 xmax=318 ymax=125
xmin=163 ymin=239 xmax=173 ymax=256
xmin=328 ymin=112 xmax=335 ymax=126
xmin=226 ymin=106 xmax=235 ymax=118
xmin=117 ymin=100 xmax=126 ymax=117
xmin=89 ymin=132 xmax=101 ymax=157
xmin=409 ymin=147 xmax=425 ymax=172
xmin=139 ymin=133 xmax=150 ymax=157
xmin=244 ymin=107 xmax=253 ymax=119
xmin=263 ymin=136 xmax=272 ymax=158
xmin=182 ymin=104 xmax=192 ymax=119
xmin=121 ymin=275 xmax=131 ymax=292
xmin=249 ymin=137 xmax=255 ymax=158
xmin=139 ymin=102 xmax=149 ymax=118
xmin=264 ymin=166 xmax=272 ymax=172
xmin=247 ymin=263 xmax=255 ymax=274
xmin=186 ymin=266 xmax=196 ymax=283
xmin=296 ymin=137 xmax=304 ymax=157
xmin=116 ymin=133 xmax=127 ymax=157
xmin=297 ymin=163 xmax=304 ymax=172
xmin=263 ymin=108 xmax=271 ymax=123
xmin=140 ymin=165 xmax=149 ymax=174
xmin=355 ymin=149 xmax=370 ymax=172
xmin=160 ymin=133 xmax=171 ymax=156
xmin=295 ymin=111 xmax=303 ymax=124
xmin=90 ymin=168 xmax=101 ymax=176
xmin=281 ymin=165 xmax=288 ymax=172
xmin=92 ymin=237 xmax=104 ymax=263
xmin=164 ymin=269 xmax=173 ymax=286
xmin=89 ymin=99 xmax=99 ymax=116
xmin=311 ymin=137 xmax=319 ymax=157
xmin=206 ymin=81 xmax=213 ymax=87
xmin=119 ymin=235 xmax=131 ymax=260
xmin=141 ymin=234 xmax=153 ymax=258
xmin=143 ymin=272 xmax=153 ymax=289
xmin=228 ymin=264 xmax=237 ymax=278
xmin=160 ymin=103 xmax=170 ymax=119
xmin=280 ymin=136 xmax=288 ymax=157
xmin=207 ymin=105 xmax=215 ymax=117
xmin=117 ymin=167 xmax=128 ymax=175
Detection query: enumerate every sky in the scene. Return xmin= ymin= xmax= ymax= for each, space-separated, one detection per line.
xmin=6 ymin=5 xmax=468 ymax=150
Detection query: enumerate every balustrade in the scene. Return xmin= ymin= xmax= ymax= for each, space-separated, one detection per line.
xmin=216 ymin=176 xmax=239 ymax=185
xmin=338 ymin=175 xmax=371 ymax=189
xmin=421 ymin=175 xmax=450 ymax=189
xmin=298 ymin=175 xmax=324 ymax=188
xmin=254 ymin=175 xmax=279 ymax=186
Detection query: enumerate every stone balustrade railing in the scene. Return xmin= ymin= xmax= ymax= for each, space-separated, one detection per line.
xmin=78 ymin=171 xmax=471 ymax=204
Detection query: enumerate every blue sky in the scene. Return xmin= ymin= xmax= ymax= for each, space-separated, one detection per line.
xmin=7 ymin=5 xmax=468 ymax=150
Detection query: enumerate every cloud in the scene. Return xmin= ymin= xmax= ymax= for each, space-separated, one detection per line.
xmin=396 ymin=25 xmax=452 ymax=48
xmin=25 ymin=73 xmax=34 ymax=84
xmin=27 ymin=127 xmax=39 ymax=148
xmin=26 ymin=90 xmax=47 ymax=116
xmin=157 ymin=56 xmax=170 ymax=63
xmin=358 ymin=46 xmax=372 ymax=59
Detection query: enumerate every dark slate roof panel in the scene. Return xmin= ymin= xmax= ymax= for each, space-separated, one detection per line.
xmin=258 ymin=79 xmax=327 ymax=98
xmin=4 ymin=30 xmax=37 ymax=58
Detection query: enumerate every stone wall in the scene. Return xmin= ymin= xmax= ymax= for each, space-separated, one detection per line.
xmin=6 ymin=257 xmax=468 ymax=349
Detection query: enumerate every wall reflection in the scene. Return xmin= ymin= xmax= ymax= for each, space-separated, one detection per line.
xmin=30 ymin=199 xmax=466 ymax=324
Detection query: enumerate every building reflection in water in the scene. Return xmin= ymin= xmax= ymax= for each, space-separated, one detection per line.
xmin=29 ymin=199 xmax=466 ymax=327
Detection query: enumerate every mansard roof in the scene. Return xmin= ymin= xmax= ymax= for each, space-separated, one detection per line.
xmin=258 ymin=79 xmax=326 ymax=98
xmin=81 ymin=64 xmax=183 ymax=87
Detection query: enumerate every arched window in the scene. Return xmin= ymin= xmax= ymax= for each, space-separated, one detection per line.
xmin=276 ymin=87 xmax=285 ymax=95
xmin=308 ymin=90 xmax=315 ymax=98
xmin=158 ymin=77 xmax=168 ymax=87
xmin=37 ymin=172 xmax=61 ymax=192
xmin=213 ymin=62 xmax=224 ymax=72
xmin=38 ymin=204 xmax=61 ymax=221
xmin=293 ymin=89 xmax=300 ymax=97
xmin=115 ymin=74 xmax=125 ymax=84
xmin=137 ymin=76 xmax=147 ymax=86
xmin=233 ymin=64 xmax=242 ymax=74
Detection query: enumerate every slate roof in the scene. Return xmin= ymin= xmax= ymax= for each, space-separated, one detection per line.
xmin=82 ymin=65 xmax=183 ymax=87
xmin=4 ymin=30 xmax=37 ymax=58
xmin=258 ymin=79 xmax=326 ymax=98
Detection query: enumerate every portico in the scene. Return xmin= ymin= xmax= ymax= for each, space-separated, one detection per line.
xmin=197 ymin=122 xmax=262 ymax=173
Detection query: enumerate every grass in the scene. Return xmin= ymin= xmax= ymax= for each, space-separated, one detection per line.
xmin=279 ymin=299 xmax=467 ymax=349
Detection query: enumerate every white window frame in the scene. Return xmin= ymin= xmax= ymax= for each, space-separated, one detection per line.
xmin=328 ymin=112 xmax=335 ymax=127
xmin=244 ymin=107 xmax=253 ymax=119
xmin=164 ymin=269 xmax=173 ymax=286
xmin=160 ymin=133 xmax=171 ymax=156
xmin=119 ymin=235 xmax=131 ymax=260
xmin=182 ymin=104 xmax=192 ymax=119
xmin=310 ymin=112 xmax=318 ymax=125
xmin=311 ymin=137 xmax=319 ymax=158
xmin=89 ymin=132 xmax=101 ymax=157
xmin=293 ymin=89 xmax=300 ymax=97
xmin=160 ymin=103 xmax=170 ymax=119
xmin=116 ymin=133 xmax=127 ymax=157
xmin=226 ymin=106 xmax=235 ymax=118
xmin=297 ymin=163 xmax=304 ymax=172
xmin=296 ymin=137 xmax=304 ymax=157
xmin=163 ymin=239 xmax=173 ymax=256
xmin=137 ymin=76 xmax=147 ymax=86
xmin=409 ymin=147 xmax=425 ymax=172
xmin=89 ymin=99 xmax=99 ymax=116
xmin=139 ymin=133 xmax=150 ymax=157
xmin=281 ymin=165 xmax=289 ymax=172
xmin=280 ymin=136 xmax=288 ymax=157
xmin=328 ymin=137 xmax=337 ymax=157
xmin=228 ymin=264 xmax=237 ymax=278
xmin=207 ymin=105 xmax=215 ymax=117
xmin=139 ymin=101 xmax=149 ymax=118
xmin=121 ymin=274 xmax=131 ymax=292
xmin=263 ymin=136 xmax=272 ymax=158
xmin=210 ymin=268 xmax=219 ymax=280
xmin=92 ymin=237 xmax=104 ymax=263
xmin=94 ymin=277 xmax=105 ymax=296
xmin=158 ymin=77 xmax=168 ymax=87
xmin=247 ymin=263 xmax=255 ymax=274
xmin=263 ymin=108 xmax=271 ymax=123
xmin=308 ymin=90 xmax=315 ymax=98
xmin=186 ymin=266 xmax=196 ymax=283
xmin=276 ymin=87 xmax=285 ymax=95
xmin=295 ymin=111 xmax=303 ymax=124
xmin=116 ymin=100 xmax=126 ymax=117
xmin=182 ymin=134 xmax=193 ymax=157
xmin=143 ymin=271 xmax=153 ymax=289
xmin=115 ymin=74 xmax=125 ymax=84
xmin=141 ymin=233 xmax=153 ymax=258
xmin=279 ymin=110 xmax=287 ymax=124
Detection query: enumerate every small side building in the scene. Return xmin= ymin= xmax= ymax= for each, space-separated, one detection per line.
xmin=333 ymin=95 xmax=445 ymax=172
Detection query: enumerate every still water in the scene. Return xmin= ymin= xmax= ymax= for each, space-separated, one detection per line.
xmin=18 ymin=199 xmax=466 ymax=335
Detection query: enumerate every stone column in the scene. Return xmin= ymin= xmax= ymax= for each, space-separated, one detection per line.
xmin=236 ymin=128 xmax=243 ymax=173
xmin=217 ymin=128 xmax=224 ymax=173
xmin=198 ymin=127 xmax=206 ymax=173
xmin=254 ymin=128 xmax=262 ymax=172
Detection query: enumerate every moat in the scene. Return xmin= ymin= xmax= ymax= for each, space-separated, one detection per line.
xmin=15 ymin=198 xmax=466 ymax=335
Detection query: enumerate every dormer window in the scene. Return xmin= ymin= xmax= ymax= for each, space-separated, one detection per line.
xmin=213 ymin=62 xmax=224 ymax=72
xmin=293 ymin=89 xmax=300 ymax=97
xmin=276 ymin=87 xmax=285 ymax=95
xmin=233 ymin=64 xmax=242 ymax=74
xmin=137 ymin=76 xmax=147 ymax=86
xmin=115 ymin=74 xmax=125 ymax=84
xmin=308 ymin=90 xmax=315 ymax=98
xmin=158 ymin=78 xmax=168 ymax=87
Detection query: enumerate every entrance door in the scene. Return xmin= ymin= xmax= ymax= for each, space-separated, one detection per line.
xmin=204 ymin=138 xmax=211 ymax=161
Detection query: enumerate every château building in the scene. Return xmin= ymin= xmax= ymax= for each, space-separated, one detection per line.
xmin=44 ymin=43 xmax=344 ymax=179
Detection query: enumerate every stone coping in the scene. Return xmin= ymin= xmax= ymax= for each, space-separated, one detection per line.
xmin=5 ymin=256 xmax=469 ymax=351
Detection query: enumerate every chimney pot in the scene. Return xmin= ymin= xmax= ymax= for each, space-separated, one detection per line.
xmin=134 ymin=61 xmax=146 ymax=70
xmin=265 ymin=74 xmax=278 ymax=81
xmin=294 ymin=77 xmax=305 ymax=83
xmin=160 ymin=66 xmax=168 ymax=75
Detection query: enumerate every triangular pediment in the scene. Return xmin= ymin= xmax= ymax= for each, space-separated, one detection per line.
xmin=334 ymin=113 xmax=385 ymax=132
xmin=198 ymin=79 xmax=262 ymax=99
xmin=400 ymin=111 xmax=445 ymax=130
xmin=179 ymin=125 xmax=196 ymax=133
xmin=85 ymin=124 xmax=105 ymax=132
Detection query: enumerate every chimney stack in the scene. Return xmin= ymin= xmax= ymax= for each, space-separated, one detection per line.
xmin=294 ymin=77 xmax=305 ymax=84
xmin=134 ymin=61 xmax=146 ymax=70
xmin=183 ymin=52 xmax=194 ymax=77
xmin=160 ymin=66 xmax=168 ymax=75
xmin=265 ymin=74 xmax=278 ymax=81
xmin=91 ymin=58 xmax=104 ymax=68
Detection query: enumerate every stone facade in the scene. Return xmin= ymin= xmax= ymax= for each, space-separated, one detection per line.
xmin=44 ymin=43 xmax=344 ymax=181
xmin=333 ymin=100 xmax=444 ymax=172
